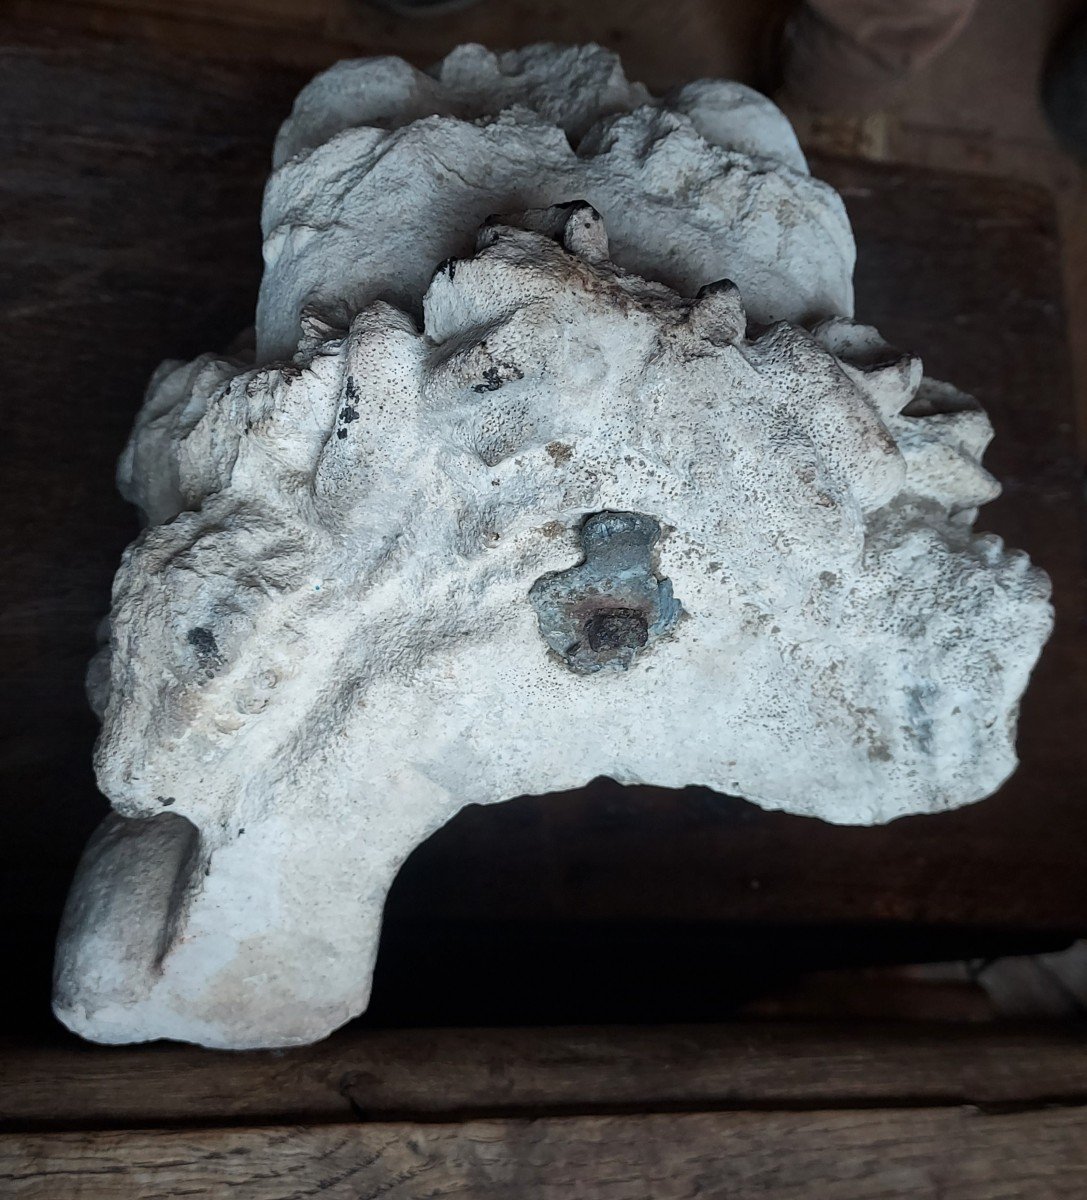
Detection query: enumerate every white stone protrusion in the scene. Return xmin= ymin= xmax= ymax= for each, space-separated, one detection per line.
xmin=257 ymin=42 xmax=854 ymax=362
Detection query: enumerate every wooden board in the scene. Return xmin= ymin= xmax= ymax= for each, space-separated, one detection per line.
xmin=5 ymin=1107 xmax=1087 ymax=1199
xmin=6 ymin=1022 xmax=1087 ymax=1197
xmin=4 ymin=1023 xmax=1087 ymax=1131
xmin=6 ymin=1 xmax=791 ymax=84
xmin=0 ymin=35 xmax=1084 ymax=1033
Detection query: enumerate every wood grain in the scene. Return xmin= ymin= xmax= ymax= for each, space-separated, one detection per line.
xmin=4 ymin=1106 xmax=1087 ymax=1199
xmin=6 ymin=2 xmax=790 ymax=84
xmin=5 ymin=1023 xmax=1087 ymax=1130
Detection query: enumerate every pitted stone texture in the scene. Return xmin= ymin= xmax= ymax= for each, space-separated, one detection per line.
xmin=54 ymin=47 xmax=1051 ymax=1050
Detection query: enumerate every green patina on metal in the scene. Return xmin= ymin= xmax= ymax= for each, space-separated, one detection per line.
xmin=530 ymin=511 xmax=682 ymax=674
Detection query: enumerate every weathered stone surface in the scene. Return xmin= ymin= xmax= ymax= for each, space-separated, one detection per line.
xmin=257 ymin=43 xmax=850 ymax=362
xmin=54 ymin=45 xmax=1052 ymax=1049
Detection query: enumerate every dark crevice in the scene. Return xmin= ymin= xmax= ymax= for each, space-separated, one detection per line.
xmin=5 ymin=1091 xmax=1087 ymax=1137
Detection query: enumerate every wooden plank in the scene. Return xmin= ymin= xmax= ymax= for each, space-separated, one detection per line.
xmin=4 ymin=8 xmax=360 ymax=70
xmin=4 ymin=1107 xmax=1087 ymax=1199
xmin=16 ymin=0 xmax=333 ymax=35
xmin=7 ymin=2 xmax=788 ymax=86
xmin=5 ymin=1023 xmax=1087 ymax=1130
xmin=0 ymin=36 xmax=1084 ymax=1035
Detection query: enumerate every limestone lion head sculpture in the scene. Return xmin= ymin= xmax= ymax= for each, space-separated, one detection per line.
xmin=54 ymin=45 xmax=1052 ymax=1048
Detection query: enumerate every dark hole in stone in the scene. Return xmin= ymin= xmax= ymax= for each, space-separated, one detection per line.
xmin=583 ymin=607 xmax=649 ymax=652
